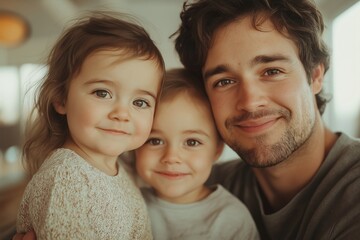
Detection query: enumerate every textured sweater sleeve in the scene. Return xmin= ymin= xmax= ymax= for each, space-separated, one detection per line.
xmin=29 ymin=164 xmax=94 ymax=239
xmin=18 ymin=149 xmax=153 ymax=239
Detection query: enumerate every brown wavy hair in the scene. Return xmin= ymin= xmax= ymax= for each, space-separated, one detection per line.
xmin=173 ymin=0 xmax=330 ymax=114
xmin=23 ymin=11 xmax=165 ymax=176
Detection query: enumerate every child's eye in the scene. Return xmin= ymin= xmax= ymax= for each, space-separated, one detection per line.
xmin=146 ymin=138 xmax=163 ymax=146
xmin=264 ymin=69 xmax=281 ymax=76
xmin=93 ymin=90 xmax=111 ymax=99
xmin=186 ymin=139 xmax=200 ymax=147
xmin=133 ymin=99 xmax=150 ymax=108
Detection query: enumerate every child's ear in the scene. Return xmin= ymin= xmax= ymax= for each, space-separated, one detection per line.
xmin=53 ymin=101 xmax=66 ymax=115
xmin=311 ymin=63 xmax=325 ymax=94
xmin=214 ymin=141 xmax=225 ymax=161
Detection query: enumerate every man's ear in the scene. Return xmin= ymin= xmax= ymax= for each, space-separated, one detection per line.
xmin=311 ymin=63 xmax=325 ymax=94
xmin=53 ymin=101 xmax=66 ymax=115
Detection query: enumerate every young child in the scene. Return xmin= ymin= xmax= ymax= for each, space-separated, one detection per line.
xmin=134 ymin=68 xmax=260 ymax=240
xmin=16 ymin=11 xmax=165 ymax=239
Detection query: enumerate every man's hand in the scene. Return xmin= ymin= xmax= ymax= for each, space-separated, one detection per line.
xmin=12 ymin=230 xmax=36 ymax=240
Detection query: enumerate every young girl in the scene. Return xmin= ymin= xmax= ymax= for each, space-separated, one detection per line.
xmin=16 ymin=11 xmax=165 ymax=239
xmin=134 ymin=69 xmax=260 ymax=240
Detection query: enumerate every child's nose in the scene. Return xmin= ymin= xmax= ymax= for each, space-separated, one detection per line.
xmin=160 ymin=146 xmax=181 ymax=164
xmin=108 ymin=102 xmax=130 ymax=121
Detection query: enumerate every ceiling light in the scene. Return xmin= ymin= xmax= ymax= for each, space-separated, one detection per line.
xmin=0 ymin=11 xmax=30 ymax=48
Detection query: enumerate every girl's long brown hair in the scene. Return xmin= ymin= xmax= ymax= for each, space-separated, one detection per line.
xmin=23 ymin=11 xmax=165 ymax=176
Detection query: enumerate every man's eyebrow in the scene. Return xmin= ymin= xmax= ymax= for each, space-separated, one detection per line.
xmin=251 ymin=54 xmax=291 ymax=66
xmin=203 ymin=65 xmax=229 ymax=82
xmin=203 ymin=54 xmax=292 ymax=81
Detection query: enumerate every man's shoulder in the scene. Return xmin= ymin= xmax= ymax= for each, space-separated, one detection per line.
xmin=333 ymin=132 xmax=360 ymax=156
xmin=213 ymin=158 xmax=245 ymax=170
xmin=207 ymin=159 xmax=253 ymax=188
xmin=212 ymin=159 xmax=250 ymax=178
xmin=328 ymin=133 xmax=360 ymax=171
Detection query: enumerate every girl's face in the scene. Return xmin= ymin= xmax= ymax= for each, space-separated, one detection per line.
xmin=54 ymin=50 xmax=162 ymax=164
xmin=135 ymin=92 xmax=223 ymax=204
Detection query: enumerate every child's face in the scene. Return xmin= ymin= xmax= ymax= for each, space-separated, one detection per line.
xmin=54 ymin=50 xmax=162 ymax=162
xmin=135 ymin=92 xmax=223 ymax=203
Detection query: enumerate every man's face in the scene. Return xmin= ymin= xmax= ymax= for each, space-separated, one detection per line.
xmin=203 ymin=16 xmax=323 ymax=167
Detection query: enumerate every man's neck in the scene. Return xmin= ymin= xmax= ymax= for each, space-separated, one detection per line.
xmin=252 ymin=120 xmax=338 ymax=213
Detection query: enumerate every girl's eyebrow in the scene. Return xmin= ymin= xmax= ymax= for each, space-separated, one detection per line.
xmin=84 ymin=79 xmax=113 ymax=85
xmin=137 ymin=89 xmax=157 ymax=101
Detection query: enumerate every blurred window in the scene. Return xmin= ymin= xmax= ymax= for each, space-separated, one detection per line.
xmin=332 ymin=1 xmax=360 ymax=137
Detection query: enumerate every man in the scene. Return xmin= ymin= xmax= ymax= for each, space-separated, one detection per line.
xmin=173 ymin=0 xmax=360 ymax=239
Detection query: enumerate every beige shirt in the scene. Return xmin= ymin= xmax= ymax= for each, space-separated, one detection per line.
xmin=17 ymin=148 xmax=152 ymax=240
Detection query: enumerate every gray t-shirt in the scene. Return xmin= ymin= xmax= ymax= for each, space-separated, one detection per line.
xmin=141 ymin=184 xmax=260 ymax=240
xmin=208 ymin=133 xmax=360 ymax=240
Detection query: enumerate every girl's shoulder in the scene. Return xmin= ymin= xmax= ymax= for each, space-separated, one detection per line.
xmin=31 ymin=148 xmax=92 ymax=185
xmin=40 ymin=148 xmax=88 ymax=169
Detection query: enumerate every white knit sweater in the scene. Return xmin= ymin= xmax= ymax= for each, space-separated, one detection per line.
xmin=17 ymin=148 xmax=152 ymax=240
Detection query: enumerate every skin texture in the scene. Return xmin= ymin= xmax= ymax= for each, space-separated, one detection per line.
xmin=54 ymin=50 xmax=162 ymax=175
xmin=203 ymin=16 xmax=337 ymax=211
xmin=135 ymin=92 xmax=223 ymax=204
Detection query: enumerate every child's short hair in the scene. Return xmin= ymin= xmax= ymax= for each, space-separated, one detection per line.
xmin=160 ymin=68 xmax=208 ymax=103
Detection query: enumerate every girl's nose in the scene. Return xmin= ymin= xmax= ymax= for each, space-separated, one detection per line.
xmin=108 ymin=102 xmax=130 ymax=121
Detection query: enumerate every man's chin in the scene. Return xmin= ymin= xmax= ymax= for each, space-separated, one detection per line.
xmin=232 ymin=146 xmax=284 ymax=168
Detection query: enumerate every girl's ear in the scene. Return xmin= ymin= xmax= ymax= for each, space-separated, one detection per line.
xmin=311 ymin=63 xmax=325 ymax=94
xmin=53 ymin=101 xmax=66 ymax=115
xmin=214 ymin=141 xmax=225 ymax=161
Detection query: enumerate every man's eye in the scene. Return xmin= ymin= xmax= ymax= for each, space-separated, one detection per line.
xmin=133 ymin=99 xmax=150 ymax=108
xmin=93 ymin=90 xmax=111 ymax=98
xmin=264 ymin=69 xmax=281 ymax=76
xmin=215 ymin=79 xmax=233 ymax=87
xmin=147 ymin=138 xmax=163 ymax=145
xmin=186 ymin=139 xmax=200 ymax=147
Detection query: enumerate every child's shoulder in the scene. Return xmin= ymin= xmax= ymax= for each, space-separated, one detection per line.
xmin=32 ymin=148 xmax=91 ymax=184
xmin=210 ymin=184 xmax=250 ymax=212
xmin=207 ymin=185 xmax=259 ymax=238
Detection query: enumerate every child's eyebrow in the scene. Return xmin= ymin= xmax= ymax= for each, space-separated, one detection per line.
xmin=183 ymin=130 xmax=210 ymax=138
xmin=84 ymin=79 xmax=113 ymax=85
xmin=136 ymin=89 xmax=157 ymax=101
xmin=84 ymin=79 xmax=157 ymax=100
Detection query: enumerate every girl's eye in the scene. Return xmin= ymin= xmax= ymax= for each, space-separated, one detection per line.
xmin=186 ymin=139 xmax=200 ymax=147
xmin=133 ymin=99 xmax=150 ymax=108
xmin=264 ymin=69 xmax=281 ymax=76
xmin=93 ymin=90 xmax=111 ymax=99
xmin=146 ymin=138 xmax=163 ymax=146
xmin=214 ymin=79 xmax=234 ymax=88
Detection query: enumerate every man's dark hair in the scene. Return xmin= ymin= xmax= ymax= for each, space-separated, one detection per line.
xmin=173 ymin=0 xmax=330 ymax=114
